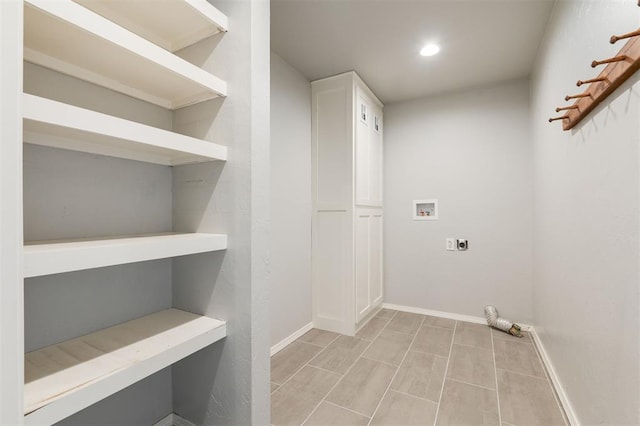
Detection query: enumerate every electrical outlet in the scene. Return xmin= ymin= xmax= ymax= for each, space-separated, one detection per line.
xmin=457 ymin=239 xmax=469 ymax=251
xmin=446 ymin=238 xmax=455 ymax=251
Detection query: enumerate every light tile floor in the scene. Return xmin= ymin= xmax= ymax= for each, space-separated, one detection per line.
xmin=271 ymin=309 xmax=568 ymax=426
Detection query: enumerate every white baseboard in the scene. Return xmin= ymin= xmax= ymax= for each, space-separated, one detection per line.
xmin=153 ymin=414 xmax=196 ymax=426
xmin=529 ymin=327 xmax=580 ymax=426
xmin=382 ymin=302 xmax=533 ymax=330
xmin=270 ymin=322 xmax=313 ymax=356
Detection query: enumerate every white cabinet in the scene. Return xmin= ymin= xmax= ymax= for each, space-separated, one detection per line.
xmin=312 ymin=71 xmax=384 ymax=335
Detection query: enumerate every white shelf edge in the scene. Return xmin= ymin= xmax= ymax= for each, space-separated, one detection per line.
xmin=72 ymin=0 xmax=228 ymax=52
xmin=24 ymin=0 xmax=227 ymax=110
xmin=23 ymin=94 xmax=227 ymax=166
xmin=185 ymin=0 xmax=228 ymax=33
xmin=24 ymin=308 xmax=226 ymax=425
xmin=24 ymin=233 xmax=227 ymax=278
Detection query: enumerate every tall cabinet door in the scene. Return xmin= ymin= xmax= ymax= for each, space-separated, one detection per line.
xmin=355 ymin=208 xmax=383 ymax=322
xmin=369 ymin=211 xmax=383 ymax=306
xmin=355 ymin=210 xmax=371 ymax=322
xmin=369 ymin=107 xmax=383 ymax=206
xmin=355 ymin=92 xmax=383 ymax=207
xmin=355 ymin=94 xmax=370 ymax=205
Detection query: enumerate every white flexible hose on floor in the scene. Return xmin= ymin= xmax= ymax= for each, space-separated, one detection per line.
xmin=484 ymin=305 xmax=523 ymax=337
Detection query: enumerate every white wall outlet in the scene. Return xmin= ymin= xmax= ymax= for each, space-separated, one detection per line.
xmin=446 ymin=238 xmax=455 ymax=251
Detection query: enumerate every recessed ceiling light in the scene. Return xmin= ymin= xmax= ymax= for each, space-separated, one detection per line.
xmin=420 ymin=44 xmax=440 ymax=57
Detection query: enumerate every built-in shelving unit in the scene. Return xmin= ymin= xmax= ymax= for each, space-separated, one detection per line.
xmin=18 ymin=0 xmax=231 ymax=421
xmin=72 ymin=0 xmax=228 ymax=52
xmin=24 ymin=309 xmax=227 ymax=425
xmin=23 ymin=94 xmax=227 ymax=166
xmin=24 ymin=233 xmax=227 ymax=278
xmin=24 ymin=0 xmax=227 ymax=110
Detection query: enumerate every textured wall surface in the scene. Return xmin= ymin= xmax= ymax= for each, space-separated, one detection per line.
xmin=384 ymin=80 xmax=533 ymax=323
xmin=270 ymin=52 xmax=312 ymax=347
xmin=530 ymin=1 xmax=640 ymax=424
xmin=171 ymin=0 xmax=271 ymax=424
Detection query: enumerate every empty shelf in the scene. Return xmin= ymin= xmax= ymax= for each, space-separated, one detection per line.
xmin=72 ymin=0 xmax=228 ymax=52
xmin=24 ymin=0 xmax=227 ymax=110
xmin=24 ymin=233 xmax=227 ymax=278
xmin=23 ymin=94 xmax=227 ymax=166
xmin=24 ymin=308 xmax=226 ymax=424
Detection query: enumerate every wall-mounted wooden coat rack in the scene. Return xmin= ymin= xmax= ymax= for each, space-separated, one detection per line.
xmin=549 ymin=13 xmax=640 ymax=131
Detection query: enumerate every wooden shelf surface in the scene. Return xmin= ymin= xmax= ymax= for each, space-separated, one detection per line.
xmin=24 ymin=309 xmax=226 ymax=424
xmin=72 ymin=0 xmax=228 ymax=52
xmin=23 ymin=94 xmax=227 ymax=166
xmin=24 ymin=0 xmax=226 ymax=110
xmin=24 ymin=233 xmax=227 ymax=278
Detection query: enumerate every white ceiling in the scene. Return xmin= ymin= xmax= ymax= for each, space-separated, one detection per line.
xmin=271 ymin=0 xmax=555 ymax=104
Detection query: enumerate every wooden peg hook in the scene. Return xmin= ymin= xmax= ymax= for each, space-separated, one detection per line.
xmin=577 ymin=76 xmax=607 ymax=87
xmin=548 ymin=116 xmax=569 ymax=123
xmin=555 ymin=105 xmax=579 ymax=112
xmin=591 ymin=55 xmax=629 ymax=67
xmin=565 ymin=92 xmax=591 ymax=101
xmin=610 ymin=29 xmax=640 ymax=44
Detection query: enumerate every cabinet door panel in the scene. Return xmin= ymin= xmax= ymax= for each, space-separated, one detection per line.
xmin=315 ymin=212 xmax=349 ymax=326
xmin=370 ymin=213 xmax=383 ymax=306
xmin=369 ymin=109 xmax=383 ymax=205
xmin=316 ymin=87 xmax=350 ymax=209
xmin=355 ymin=96 xmax=369 ymax=204
xmin=355 ymin=213 xmax=370 ymax=322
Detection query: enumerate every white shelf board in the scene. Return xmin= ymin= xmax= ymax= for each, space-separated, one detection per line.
xmin=24 ymin=233 xmax=227 ymax=278
xmin=24 ymin=0 xmax=227 ymax=110
xmin=72 ymin=0 xmax=228 ymax=52
xmin=23 ymin=94 xmax=227 ymax=166
xmin=24 ymin=309 xmax=226 ymax=425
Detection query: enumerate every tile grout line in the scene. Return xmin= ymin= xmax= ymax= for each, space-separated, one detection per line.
xmin=359 ymin=354 xmax=402 ymax=369
xmin=446 ymin=377 xmax=496 ymax=392
xmin=365 ymin=315 xmax=427 ymax=426
xmin=450 ymin=341 xmax=494 ymax=351
xmin=297 ymin=340 xmax=332 ymax=349
xmin=408 ymin=347 xmax=454 ymax=358
xmin=490 ymin=326 xmax=504 ymax=426
xmin=493 ymin=337 xmax=534 ymax=345
xmin=299 ymin=311 xmax=397 ymax=425
xmin=432 ymin=320 xmax=458 ymax=426
xmin=420 ymin=322 xmax=456 ymax=331
xmin=307 ymin=364 xmax=347 ymax=376
xmin=323 ymin=400 xmax=372 ymax=420
xmin=389 ymin=388 xmax=440 ymax=404
xmin=494 ymin=367 xmax=550 ymax=381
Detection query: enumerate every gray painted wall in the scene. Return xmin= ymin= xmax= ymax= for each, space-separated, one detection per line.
xmin=384 ymin=80 xmax=533 ymax=323
xmin=23 ymin=65 xmax=174 ymax=423
xmin=171 ymin=0 xmax=271 ymax=423
xmin=530 ymin=1 xmax=639 ymax=424
xmin=270 ymin=52 xmax=312 ymax=347
xmin=58 ymin=369 xmax=172 ymax=426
